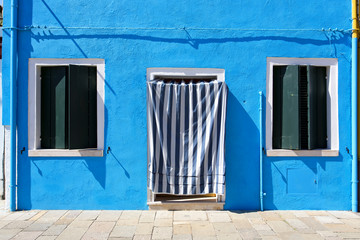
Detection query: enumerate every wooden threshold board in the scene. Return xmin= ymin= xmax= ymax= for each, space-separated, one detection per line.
xmin=148 ymin=193 xmax=224 ymax=210
xmin=155 ymin=193 xmax=217 ymax=202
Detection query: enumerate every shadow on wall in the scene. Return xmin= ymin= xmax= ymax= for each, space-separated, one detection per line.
xmin=30 ymin=30 xmax=350 ymax=57
xmin=107 ymin=151 xmax=130 ymax=179
xmin=225 ymin=91 xmax=260 ymax=210
xmin=40 ymin=0 xmax=88 ymax=57
xmin=83 ymin=158 xmax=106 ymax=189
xmin=103 ymin=105 xmax=131 ymax=180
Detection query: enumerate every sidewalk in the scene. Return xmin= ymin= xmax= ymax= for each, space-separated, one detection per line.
xmin=0 ymin=200 xmax=4 ymax=211
xmin=0 ymin=206 xmax=360 ymax=240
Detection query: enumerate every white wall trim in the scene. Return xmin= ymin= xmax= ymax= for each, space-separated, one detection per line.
xmin=28 ymin=58 xmax=105 ymax=155
xmin=267 ymin=149 xmax=339 ymax=157
xmin=147 ymin=68 xmax=225 ymax=82
xmin=28 ymin=149 xmax=103 ymax=157
xmin=4 ymin=126 xmax=10 ymax=210
xmin=266 ymin=57 xmax=339 ymax=154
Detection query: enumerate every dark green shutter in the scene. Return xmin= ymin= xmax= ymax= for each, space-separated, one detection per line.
xmin=273 ymin=65 xmax=300 ymax=150
xmin=307 ymin=66 xmax=327 ymax=149
xmin=68 ymin=65 xmax=97 ymax=149
xmin=41 ymin=67 xmax=68 ymax=149
xmin=299 ymin=66 xmax=309 ymax=149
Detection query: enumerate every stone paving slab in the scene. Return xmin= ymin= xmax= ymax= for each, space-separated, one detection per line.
xmin=152 ymin=226 xmax=172 ymax=239
xmin=139 ymin=211 xmax=156 ymax=223
xmin=42 ymin=224 xmax=67 ymax=236
xmin=110 ymin=225 xmax=136 ymax=238
xmin=1 ymin=209 xmax=360 ymax=239
xmin=29 ymin=211 xmax=47 ymax=222
xmin=12 ymin=231 xmax=43 ymax=240
xmin=0 ymin=228 xmax=22 ymax=240
xmin=76 ymin=211 xmax=101 ymax=221
xmin=96 ymin=211 xmax=122 ymax=222
xmin=135 ymin=223 xmax=153 ymax=235
xmin=82 ymin=221 xmax=115 ymax=240
xmin=155 ymin=211 xmax=173 ymax=219
xmin=2 ymin=220 xmax=33 ymax=229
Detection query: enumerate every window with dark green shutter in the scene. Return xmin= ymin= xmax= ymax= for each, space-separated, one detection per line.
xmin=272 ymin=65 xmax=327 ymax=150
xmin=40 ymin=65 xmax=97 ymax=149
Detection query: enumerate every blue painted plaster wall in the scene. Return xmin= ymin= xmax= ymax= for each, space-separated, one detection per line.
xmin=2 ymin=0 xmax=353 ymax=210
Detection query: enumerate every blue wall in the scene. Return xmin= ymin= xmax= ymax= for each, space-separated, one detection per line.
xmin=2 ymin=0 xmax=353 ymax=210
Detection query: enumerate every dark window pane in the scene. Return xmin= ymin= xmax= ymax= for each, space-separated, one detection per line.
xmin=68 ymin=65 xmax=97 ymax=149
xmin=41 ymin=66 xmax=68 ymax=149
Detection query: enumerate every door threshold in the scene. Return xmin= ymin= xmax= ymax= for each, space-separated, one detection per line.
xmin=148 ymin=201 xmax=224 ymax=210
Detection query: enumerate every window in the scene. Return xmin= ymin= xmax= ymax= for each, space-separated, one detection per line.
xmin=28 ymin=59 xmax=105 ymax=157
xmin=273 ymin=65 xmax=327 ymax=150
xmin=266 ymin=58 xmax=339 ymax=157
xmin=40 ymin=65 xmax=97 ymax=149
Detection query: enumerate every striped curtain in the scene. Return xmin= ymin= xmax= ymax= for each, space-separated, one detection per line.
xmin=147 ymin=79 xmax=228 ymax=195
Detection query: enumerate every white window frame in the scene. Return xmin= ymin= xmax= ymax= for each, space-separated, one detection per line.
xmin=146 ymin=68 xmax=226 ymax=207
xmin=266 ymin=57 xmax=339 ymax=157
xmin=147 ymin=67 xmax=225 ymax=82
xmin=28 ymin=58 xmax=105 ymax=157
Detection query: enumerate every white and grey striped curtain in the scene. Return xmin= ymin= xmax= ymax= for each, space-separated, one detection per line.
xmin=147 ymin=79 xmax=228 ymax=195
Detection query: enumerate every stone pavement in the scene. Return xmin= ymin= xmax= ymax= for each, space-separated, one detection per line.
xmin=0 ymin=207 xmax=360 ymax=240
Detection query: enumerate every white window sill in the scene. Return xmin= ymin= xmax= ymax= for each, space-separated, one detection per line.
xmin=28 ymin=149 xmax=103 ymax=157
xmin=266 ymin=149 xmax=339 ymax=157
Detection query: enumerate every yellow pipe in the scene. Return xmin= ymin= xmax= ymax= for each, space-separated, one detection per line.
xmin=353 ymin=0 xmax=359 ymax=38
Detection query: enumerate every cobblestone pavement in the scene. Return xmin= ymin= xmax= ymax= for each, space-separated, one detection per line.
xmin=0 ymin=207 xmax=360 ymax=240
